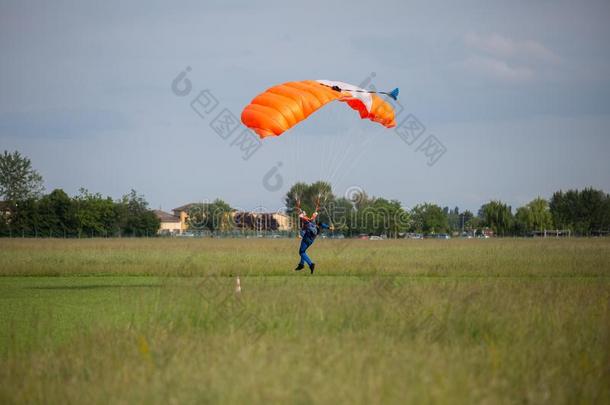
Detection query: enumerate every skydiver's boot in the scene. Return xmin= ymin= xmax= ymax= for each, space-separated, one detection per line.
xmin=295 ymin=263 xmax=304 ymax=271
xmin=309 ymin=263 xmax=315 ymax=275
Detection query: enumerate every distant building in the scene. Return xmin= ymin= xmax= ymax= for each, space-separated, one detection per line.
xmin=232 ymin=211 xmax=292 ymax=231
xmin=153 ymin=210 xmax=183 ymax=235
xmin=172 ymin=203 xmax=194 ymax=229
xmin=268 ymin=212 xmax=292 ymax=231
xmin=171 ymin=203 xmax=293 ymax=232
xmin=0 ymin=201 xmax=9 ymax=215
xmin=0 ymin=201 xmax=12 ymax=224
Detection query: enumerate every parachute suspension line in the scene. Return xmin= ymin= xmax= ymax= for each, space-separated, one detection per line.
xmin=318 ymin=191 xmax=337 ymax=232
xmin=242 ymin=79 xmax=398 ymax=225
xmin=294 ymin=194 xmax=299 ymax=233
xmin=325 ymin=142 xmax=345 ymax=185
xmin=319 ymin=109 xmax=356 ymax=190
xmin=317 ymin=120 xmax=336 ymax=190
xmin=340 ymin=130 xmax=375 ymax=184
xmin=328 ymin=133 xmax=358 ymax=184
xmin=322 ymin=129 xmax=340 ymax=187
xmin=293 ymin=125 xmax=301 ymax=190
xmin=325 ymin=128 xmax=370 ymax=188
xmin=291 ymin=122 xmax=302 ymax=215
xmin=322 ymin=106 xmax=341 ymax=184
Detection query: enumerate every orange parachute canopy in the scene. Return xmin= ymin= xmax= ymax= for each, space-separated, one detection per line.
xmin=241 ymin=80 xmax=398 ymax=138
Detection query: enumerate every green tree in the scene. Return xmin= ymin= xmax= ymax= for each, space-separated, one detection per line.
xmin=328 ymin=197 xmax=355 ymax=234
xmin=38 ymin=189 xmax=77 ymax=237
xmin=187 ymin=199 xmax=234 ymax=232
xmin=348 ymin=189 xmax=378 ymax=235
xmin=285 ymin=181 xmax=335 ymax=227
xmin=0 ymin=208 xmax=9 ymax=236
xmin=372 ymin=198 xmax=409 ymax=238
xmin=514 ymin=197 xmax=553 ymax=235
xmin=550 ymin=188 xmax=610 ymax=235
xmin=514 ymin=207 xmax=530 ymax=235
xmin=410 ymin=203 xmax=448 ymax=234
xmin=0 ymin=151 xmax=44 ymax=202
xmin=459 ymin=210 xmax=474 ymax=233
xmin=74 ymin=188 xmax=121 ymax=237
xmin=350 ymin=189 xmax=374 ymax=211
xmin=4 ymin=198 xmax=40 ymax=237
xmin=446 ymin=206 xmax=461 ymax=233
xmin=465 ymin=214 xmax=482 ymax=233
xmin=480 ymin=200 xmax=513 ymax=236
xmin=118 ymin=190 xmax=160 ymax=237
xmin=209 ymin=199 xmax=235 ymax=232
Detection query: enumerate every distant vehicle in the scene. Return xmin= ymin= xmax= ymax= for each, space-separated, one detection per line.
xmin=407 ymin=233 xmax=423 ymax=239
xmin=436 ymin=233 xmax=451 ymax=240
xmin=177 ymin=232 xmax=195 ymax=238
xmin=369 ymin=235 xmax=383 ymax=240
xmin=358 ymin=234 xmax=369 ymax=240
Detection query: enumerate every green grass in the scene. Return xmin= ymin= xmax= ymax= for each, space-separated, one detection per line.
xmin=0 ymin=238 xmax=609 ymax=404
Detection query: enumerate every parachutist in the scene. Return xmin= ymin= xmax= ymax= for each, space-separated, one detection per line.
xmin=295 ymin=206 xmax=330 ymax=275
xmin=296 ymin=209 xmax=318 ymax=273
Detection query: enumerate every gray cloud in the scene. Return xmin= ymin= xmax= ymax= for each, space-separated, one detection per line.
xmin=457 ymin=33 xmax=560 ymax=83
xmin=1 ymin=0 xmax=609 ymax=212
xmin=464 ymin=33 xmax=560 ymax=64
xmin=0 ymin=110 xmax=129 ymax=138
xmin=457 ymin=55 xmax=535 ymax=82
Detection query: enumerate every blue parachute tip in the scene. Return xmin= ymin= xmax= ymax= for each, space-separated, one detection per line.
xmin=389 ymin=88 xmax=399 ymax=100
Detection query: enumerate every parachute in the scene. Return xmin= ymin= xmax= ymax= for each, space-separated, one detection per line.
xmin=241 ymin=80 xmax=399 ymax=138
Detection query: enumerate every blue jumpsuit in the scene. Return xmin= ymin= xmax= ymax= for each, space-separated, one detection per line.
xmin=298 ymin=219 xmax=328 ymax=266
xmin=299 ymin=231 xmax=315 ymax=266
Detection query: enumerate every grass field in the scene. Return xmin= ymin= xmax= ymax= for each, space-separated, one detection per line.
xmin=0 ymin=238 xmax=609 ymax=404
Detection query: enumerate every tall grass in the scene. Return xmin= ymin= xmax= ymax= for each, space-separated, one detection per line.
xmin=0 ymin=238 xmax=608 ymax=404
xmin=0 ymin=238 xmax=608 ymax=277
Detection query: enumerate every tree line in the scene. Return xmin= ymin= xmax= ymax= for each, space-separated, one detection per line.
xmin=281 ymin=182 xmax=610 ymax=237
xmin=0 ymin=151 xmax=159 ymax=237
xmin=1 ymin=150 xmax=609 ymax=237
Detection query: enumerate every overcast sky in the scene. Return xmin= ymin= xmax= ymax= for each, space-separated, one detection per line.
xmin=1 ymin=0 xmax=609 ymax=212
